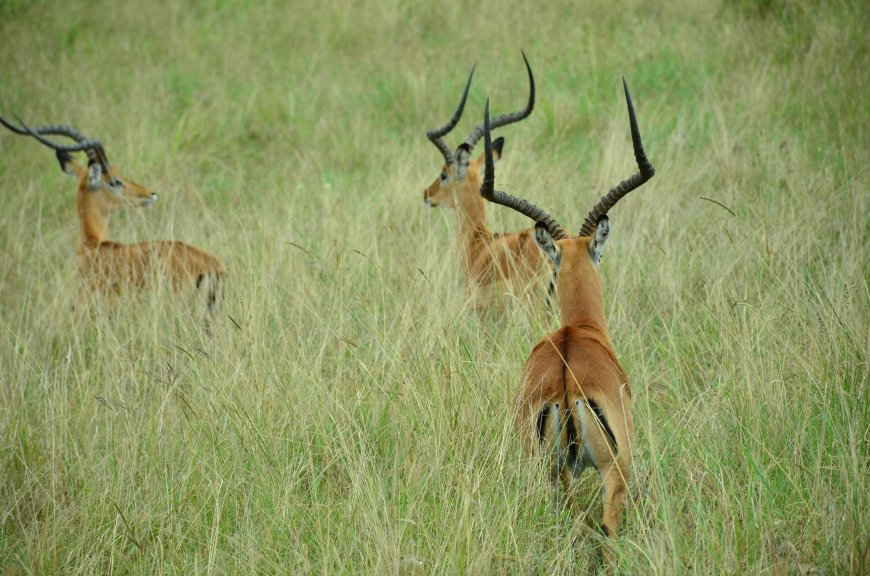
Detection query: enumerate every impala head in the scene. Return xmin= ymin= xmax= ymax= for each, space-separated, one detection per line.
xmin=423 ymin=51 xmax=534 ymax=208
xmin=480 ymin=79 xmax=655 ymax=306
xmin=0 ymin=115 xmax=158 ymax=214
xmin=423 ymin=139 xmax=505 ymax=208
xmin=57 ymin=152 xmax=157 ymax=213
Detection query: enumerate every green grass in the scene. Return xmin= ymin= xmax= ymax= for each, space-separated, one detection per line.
xmin=1 ymin=0 xmax=868 ymax=573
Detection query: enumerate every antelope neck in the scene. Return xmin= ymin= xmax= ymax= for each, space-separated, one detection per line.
xmin=559 ymin=282 xmax=610 ymax=342
xmin=454 ymin=173 xmax=492 ymax=269
xmin=76 ymin=186 xmax=109 ymax=246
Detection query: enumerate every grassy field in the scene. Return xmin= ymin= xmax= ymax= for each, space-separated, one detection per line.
xmin=1 ymin=0 xmax=868 ymax=573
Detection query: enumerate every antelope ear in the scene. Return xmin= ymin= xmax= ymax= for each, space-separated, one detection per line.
xmin=87 ymin=161 xmax=104 ymax=190
xmin=455 ymin=145 xmax=472 ymax=180
xmin=456 ymin=145 xmax=471 ymax=166
xmin=589 ymin=217 xmax=610 ymax=263
xmin=56 ymin=151 xmax=84 ymax=179
xmin=534 ymin=222 xmax=560 ymax=265
xmin=477 ymin=136 xmax=504 ymax=163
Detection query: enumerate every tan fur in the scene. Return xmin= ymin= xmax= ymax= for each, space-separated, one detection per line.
xmin=423 ymin=152 xmax=546 ymax=298
xmin=63 ymin=156 xmax=225 ymax=318
xmin=515 ymin=233 xmax=633 ymax=571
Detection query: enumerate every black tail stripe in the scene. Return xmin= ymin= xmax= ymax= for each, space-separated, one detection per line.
xmin=587 ymin=399 xmax=618 ymax=448
xmin=535 ymin=405 xmax=550 ymax=443
xmin=195 ymin=274 xmax=205 ymax=289
xmin=559 ymin=332 xmax=573 ymax=457
xmin=565 ymin=408 xmax=578 ymax=460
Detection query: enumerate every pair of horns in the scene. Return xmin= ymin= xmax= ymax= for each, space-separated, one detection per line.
xmin=426 ymin=51 xmax=535 ymax=167
xmin=481 ymin=78 xmax=655 ymax=239
xmin=0 ymin=114 xmax=113 ymax=175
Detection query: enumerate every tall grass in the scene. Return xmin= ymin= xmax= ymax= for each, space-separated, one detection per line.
xmin=1 ymin=0 xmax=867 ymax=573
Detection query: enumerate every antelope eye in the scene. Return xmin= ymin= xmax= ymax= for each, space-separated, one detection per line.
xmin=439 ymin=171 xmax=448 ymax=182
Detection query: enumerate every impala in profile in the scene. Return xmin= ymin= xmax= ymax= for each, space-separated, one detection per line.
xmin=423 ymin=52 xmax=548 ymax=303
xmin=480 ymin=81 xmax=654 ymax=571
xmin=0 ymin=116 xmax=225 ymax=325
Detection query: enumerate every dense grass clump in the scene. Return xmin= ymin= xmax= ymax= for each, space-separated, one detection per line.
xmin=1 ymin=0 xmax=867 ymax=573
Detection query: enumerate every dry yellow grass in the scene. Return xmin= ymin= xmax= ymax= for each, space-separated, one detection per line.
xmin=0 ymin=0 xmax=867 ymax=573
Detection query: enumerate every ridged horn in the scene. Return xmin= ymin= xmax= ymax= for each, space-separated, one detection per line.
xmin=3 ymin=114 xmax=112 ymax=173
xmin=462 ymin=50 xmax=535 ymax=151
xmin=0 ymin=116 xmax=88 ymax=143
xmin=480 ymin=98 xmax=567 ymax=240
xmin=426 ymin=64 xmax=475 ymax=166
xmin=578 ymin=78 xmax=655 ymax=237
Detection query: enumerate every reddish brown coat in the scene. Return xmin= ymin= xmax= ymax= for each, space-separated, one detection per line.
xmin=62 ymin=155 xmax=225 ymax=316
xmin=423 ymin=151 xmax=546 ymax=298
xmin=514 ymin=231 xmax=633 ymax=563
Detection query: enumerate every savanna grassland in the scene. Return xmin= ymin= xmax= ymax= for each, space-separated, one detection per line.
xmin=0 ymin=0 xmax=867 ymax=573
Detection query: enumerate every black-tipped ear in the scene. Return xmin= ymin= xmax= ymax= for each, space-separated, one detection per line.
xmin=86 ymin=161 xmax=104 ymax=189
xmin=589 ymin=216 xmax=610 ymax=263
xmin=477 ymin=136 xmax=504 ymax=166
xmin=491 ymin=136 xmax=505 ymax=159
xmin=454 ymin=144 xmax=472 ymax=180
xmin=534 ymin=221 xmax=560 ymax=265
xmin=456 ymin=143 xmax=472 ymax=165
xmin=55 ymin=150 xmax=72 ymax=171
xmin=55 ymin=150 xmax=84 ymax=179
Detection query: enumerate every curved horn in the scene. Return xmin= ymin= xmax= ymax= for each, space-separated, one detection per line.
xmin=480 ymin=98 xmax=568 ymax=240
xmin=9 ymin=114 xmax=111 ymax=173
xmin=579 ymin=78 xmax=655 ymax=237
xmin=463 ymin=50 xmax=535 ymax=151
xmin=0 ymin=115 xmax=88 ymax=143
xmin=427 ymin=64 xmax=475 ymax=166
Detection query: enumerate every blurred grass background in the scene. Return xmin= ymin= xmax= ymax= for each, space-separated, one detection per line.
xmin=0 ymin=0 xmax=867 ymax=573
